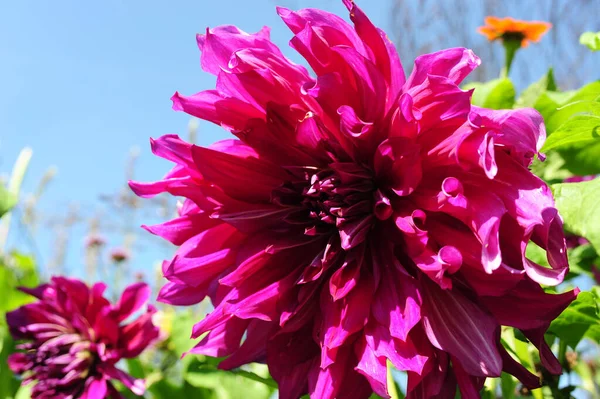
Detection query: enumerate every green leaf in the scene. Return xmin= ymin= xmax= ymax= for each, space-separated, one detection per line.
xmin=548 ymin=291 xmax=600 ymax=348
xmin=0 ymin=185 xmax=17 ymax=219
xmin=185 ymin=365 xmax=274 ymax=399
xmin=0 ymin=324 xmax=21 ymax=399
xmin=535 ymin=81 xmax=600 ymax=132
xmin=501 ymin=373 xmax=516 ymax=399
xmin=580 ymin=31 xmax=600 ymax=51
xmin=552 ymin=179 xmax=600 ymax=251
xmin=14 ymin=383 xmax=32 ymax=399
xmin=540 ymin=97 xmax=600 ymax=175
xmin=0 ymin=252 xmax=39 ymax=314
xmin=543 ymin=114 xmax=600 ymax=153
xmin=464 ymin=78 xmax=516 ymax=109
xmin=168 ymin=310 xmax=197 ymax=357
xmin=126 ymin=358 xmax=146 ymax=379
xmin=232 ymin=369 xmax=278 ymax=389
xmin=545 ymin=99 xmax=600 ymax=135
xmin=565 ymin=244 xmax=598 ymax=280
xmin=387 ymin=362 xmax=405 ymax=399
xmin=515 ymin=69 xmax=556 ymax=108
xmin=148 ymin=378 xmax=214 ymax=399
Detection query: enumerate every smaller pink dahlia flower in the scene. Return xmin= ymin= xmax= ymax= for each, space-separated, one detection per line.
xmin=7 ymin=278 xmax=159 ymax=399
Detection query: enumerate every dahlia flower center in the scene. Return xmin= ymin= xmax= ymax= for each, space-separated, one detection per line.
xmin=277 ymin=163 xmax=391 ymax=250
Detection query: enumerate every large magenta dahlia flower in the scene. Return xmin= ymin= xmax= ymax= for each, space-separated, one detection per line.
xmin=131 ymin=1 xmax=577 ymax=398
xmin=7 ymin=278 xmax=159 ymax=399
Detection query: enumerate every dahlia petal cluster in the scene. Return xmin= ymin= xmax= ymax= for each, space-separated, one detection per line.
xmin=7 ymin=278 xmax=159 ymax=399
xmin=132 ymin=1 xmax=577 ymax=398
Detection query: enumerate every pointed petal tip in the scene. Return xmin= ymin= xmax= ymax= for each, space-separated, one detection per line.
xmin=275 ymin=6 xmax=291 ymax=17
xmin=171 ymin=92 xmax=184 ymax=111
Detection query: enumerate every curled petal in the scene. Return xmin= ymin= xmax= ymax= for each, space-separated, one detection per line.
xmin=421 ymin=277 xmax=502 ymax=377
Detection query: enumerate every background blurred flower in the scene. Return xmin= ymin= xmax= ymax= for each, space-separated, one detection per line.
xmin=7 ymin=278 xmax=159 ymax=398
xmin=132 ymin=1 xmax=576 ymax=398
xmin=478 ymin=16 xmax=552 ymax=48
xmin=83 ymin=233 xmax=106 ymax=249
xmin=478 ymin=16 xmax=552 ymax=76
xmin=109 ymin=247 xmax=130 ymax=263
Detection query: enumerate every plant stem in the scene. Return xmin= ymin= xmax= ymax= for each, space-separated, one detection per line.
xmin=0 ymin=148 xmax=33 ymax=253
xmin=502 ymin=39 xmax=521 ymax=78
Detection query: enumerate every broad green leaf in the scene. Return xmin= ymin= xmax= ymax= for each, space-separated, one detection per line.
xmin=580 ymin=31 xmax=600 ymax=51
xmin=0 ymin=185 xmax=16 ymax=219
xmin=515 ymin=69 xmax=556 ymax=108
xmin=148 ymin=378 xmax=214 ymax=399
xmin=0 ymin=252 xmax=39 ymax=314
xmin=126 ymin=358 xmax=146 ymax=379
xmin=565 ymin=244 xmax=598 ymax=280
xmin=464 ymin=78 xmax=516 ymax=109
xmin=548 ymin=291 xmax=600 ymax=348
xmin=552 ymin=179 xmax=600 ymax=251
xmin=559 ymin=140 xmax=600 ymax=175
xmin=0 ymin=325 xmax=21 ymax=399
xmin=535 ymin=81 xmax=600 ymax=131
xmin=555 ymin=81 xmax=600 ymax=105
xmin=185 ymin=368 xmax=273 ymax=399
xmin=545 ymin=99 xmax=600 ymax=134
xmin=233 ymin=369 xmax=278 ymax=389
xmin=14 ymin=383 xmax=32 ymax=399
xmin=543 ymin=114 xmax=600 ymax=152
xmin=500 ymin=373 xmax=516 ymax=399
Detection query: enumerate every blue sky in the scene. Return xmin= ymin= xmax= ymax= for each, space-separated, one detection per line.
xmin=1 ymin=0 xmax=400 ymax=278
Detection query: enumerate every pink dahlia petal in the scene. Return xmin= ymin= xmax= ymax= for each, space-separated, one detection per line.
xmin=309 ymin=345 xmax=372 ymax=399
xmin=375 ymin=137 xmax=422 ymax=196
xmin=371 ymin=244 xmax=421 ymax=341
xmin=522 ymin=326 xmax=562 ymax=374
xmin=171 ymin=90 xmax=263 ymax=131
xmin=115 ymin=282 xmax=151 ymax=322
xmin=354 ymin=336 xmax=389 ymax=398
xmin=197 ymin=25 xmax=275 ymax=75
xmin=189 ymin=316 xmax=248 ymax=357
xmin=133 ymin=2 xmax=576 ymax=398
xmin=364 ymin=321 xmax=428 ymax=374
xmin=405 ymin=48 xmax=480 ymax=89
xmin=332 ymin=46 xmax=387 ymax=122
xmin=452 ymin=357 xmax=486 ymax=399
xmin=191 ymin=143 xmax=287 ymax=203
xmin=498 ymin=343 xmax=541 ymax=389
xmin=143 ymin=212 xmax=220 ymax=246
xmin=158 ymin=280 xmax=211 ymax=306
xmin=421 ymin=277 xmax=502 ymax=376
xmin=219 ymin=319 xmax=273 ymax=369
xmin=406 ymin=350 xmax=456 ymax=399
xmin=343 ymin=0 xmax=406 ymax=102
xmin=481 ymin=280 xmax=579 ymax=330
xmin=471 ymin=106 xmax=546 ymax=166
xmin=81 ymin=377 xmax=108 ymax=399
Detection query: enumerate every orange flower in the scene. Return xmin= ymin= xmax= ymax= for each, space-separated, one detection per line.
xmin=478 ymin=16 xmax=552 ymax=47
